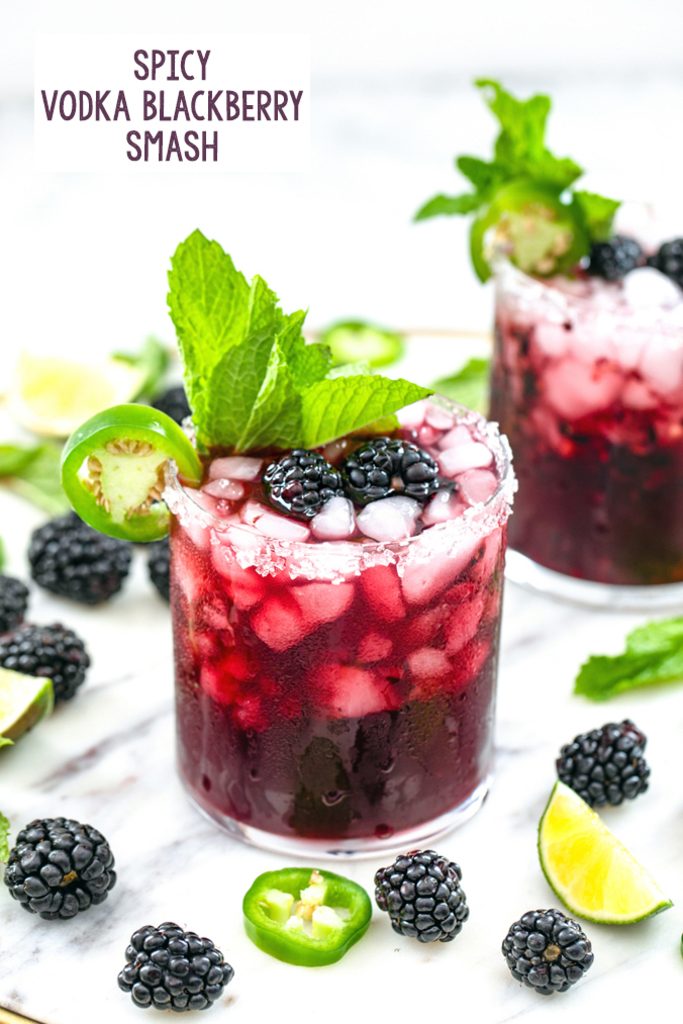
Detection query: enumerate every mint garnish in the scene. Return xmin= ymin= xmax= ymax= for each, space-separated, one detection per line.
xmin=575 ymin=616 xmax=683 ymax=701
xmin=0 ymin=442 xmax=69 ymax=515
xmin=416 ymin=79 xmax=620 ymax=279
xmin=167 ymin=230 xmax=431 ymax=452
xmin=0 ymin=811 xmax=10 ymax=862
xmin=433 ymin=357 xmax=490 ymax=414
xmin=113 ymin=337 xmax=170 ymax=399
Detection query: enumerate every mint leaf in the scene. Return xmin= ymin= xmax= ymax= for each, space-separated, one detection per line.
xmin=455 ymin=156 xmax=505 ymax=194
xmin=114 ymin=337 xmax=170 ymax=398
xmin=0 ymin=738 xmax=13 ymax=750
xmin=575 ymin=616 xmax=683 ymax=701
xmin=414 ymin=192 xmax=482 ymax=221
xmin=0 ymin=812 xmax=9 ymax=862
xmin=0 ymin=442 xmax=69 ymax=515
xmin=433 ymin=357 xmax=490 ymax=414
xmin=573 ymin=190 xmax=620 ymax=242
xmin=300 ymin=376 xmax=430 ymax=449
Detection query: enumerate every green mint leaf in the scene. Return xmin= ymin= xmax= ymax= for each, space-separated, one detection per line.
xmin=455 ymin=156 xmax=505 ymax=194
xmin=168 ymin=230 xmax=288 ymax=425
xmin=113 ymin=337 xmax=170 ymax=398
xmin=0 ymin=811 xmax=10 ymax=862
xmin=433 ymin=357 xmax=490 ymax=414
xmin=414 ymin=192 xmax=482 ymax=221
xmin=573 ymin=190 xmax=621 ymax=242
xmin=574 ymin=616 xmax=683 ymax=701
xmin=0 ymin=738 xmax=13 ymax=750
xmin=300 ymin=376 xmax=431 ymax=449
xmin=0 ymin=442 xmax=69 ymax=515
xmin=203 ymin=332 xmax=302 ymax=452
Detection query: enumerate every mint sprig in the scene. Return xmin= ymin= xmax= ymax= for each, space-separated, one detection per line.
xmin=167 ymin=231 xmax=431 ymax=452
xmin=113 ymin=337 xmax=170 ymax=399
xmin=416 ymin=79 xmax=620 ymax=278
xmin=575 ymin=616 xmax=683 ymax=701
xmin=433 ymin=357 xmax=490 ymax=415
xmin=0 ymin=442 xmax=69 ymax=515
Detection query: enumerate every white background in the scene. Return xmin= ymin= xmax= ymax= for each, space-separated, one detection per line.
xmin=2 ymin=0 xmax=683 ymax=370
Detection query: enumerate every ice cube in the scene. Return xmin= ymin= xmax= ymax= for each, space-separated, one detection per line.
xmin=439 ymin=442 xmax=493 ymax=477
xmin=360 ymin=565 xmax=406 ymax=621
xmin=241 ymin=500 xmax=269 ymax=525
xmin=357 ymin=496 xmax=420 ymax=542
xmin=200 ymin=664 xmax=238 ymax=706
xmin=639 ymin=337 xmax=683 ymax=397
xmin=543 ymin=358 xmax=623 ymax=420
xmin=315 ymin=664 xmax=398 ymax=718
xmin=201 ymin=478 xmax=245 ymax=501
xmin=405 ymin=606 xmax=447 ymax=646
xmin=255 ymin=511 xmax=311 ymax=543
xmin=422 ymin=489 xmax=461 ymax=526
xmin=251 ymin=594 xmax=305 ymax=652
xmin=406 ymin=647 xmax=452 ymax=680
xmin=208 ymin=455 xmax=263 ymax=481
xmin=311 ymin=496 xmax=356 ymax=540
xmin=534 ymin=321 xmax=572 ymax=358
xmin=397 ymin=399 xmax=427 ymax=429
xmin=570 ymin=315 xmax=618 ymax=364
xmin=623 ymin=267 xmax=682 ymax=309
xmin=211 ymin=548 xmax=266 ymax=609
xmin=458 ymin=469 xmax=498 ymax=506
xmin=418 ymin=425 xmax=440 ymax=447
xmin=444 ymin=592 xmax=487 ymax=655
xmin=469 ymin=528 xmax=503 ymax=583
xmin=291 ymin=581 xmax=354 ymax=627
xmin=438 ymin=424 xmax=473 ymax=450
xmin=622 ymin=379 xmax=659 ymax=410
xmin=424 ymin=404 xmax=454 ymax=430
xmin=357 ymin=632 xmax=393 ymax=663
xmin=401 ymin=534 xmax=482 ymax=605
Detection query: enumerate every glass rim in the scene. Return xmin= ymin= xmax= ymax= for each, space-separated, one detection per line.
xmin=163 ymin=397 xmax=516 ymax=578
xmin=493 ymin=257 xmax=683 ymax=339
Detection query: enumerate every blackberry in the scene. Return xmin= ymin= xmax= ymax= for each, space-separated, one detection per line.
xmin=0 ymin=623 xmax=90 ymax=702
xmin=502 ymin=909 xmax=594 ymax=994
xmin=586 ymin=235 xmax=643 ymax=281
xmin=374 ymin=849 xmax=469 ymax=943
xmin=147 ymin=538 xmax=170 ymax=601
xmin=0 ymin=575 xmax=29 ymax=634
xmin=263 ymin=450 xmax=344 ymax=520
xmin=151 ymin=385 xmax=192 ymax=426
xmin=118 ymin=922 xmax=234 ymax=1012
xmin=29 ymin=512 xmax=132 ymax=605
xmin=556 ymin=719 xmax=650 ymax=808
xmin=342 ymin=437 xmax=440 ymax=506
xmin=648 ymin=237 xmax=683 ymax=288
xmin=3 ymin=817 xmax=116 ymax=919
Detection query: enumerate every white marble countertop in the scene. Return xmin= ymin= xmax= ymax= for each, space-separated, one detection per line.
xmin=1 ymin=416 xmax=682 ymax=1023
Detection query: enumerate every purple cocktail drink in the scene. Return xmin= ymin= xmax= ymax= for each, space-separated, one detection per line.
xmin=166 ymin=399 xmax=514 ymax=854
xmin=492 ymin=262 xmax=683 ymax=590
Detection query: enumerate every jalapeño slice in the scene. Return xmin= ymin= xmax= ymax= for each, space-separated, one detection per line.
xmin=243 ymin=868 xmax=372 ymax=967
xmin=61 ymin=404 xmax=202 ymax=542
xmin=470 ymin=181 xmax=588 ymax=282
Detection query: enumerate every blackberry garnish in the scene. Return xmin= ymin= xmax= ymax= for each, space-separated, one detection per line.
xmin=374 ymin=849 xmax=468 ymax=943
xmin=151 ymin=384 xmax=192 ymax=426
xmin=342 ymin=437 xmax=440 ymax=506
xmin=556 ymin=719 xmax=650 ymax=808
xmin=586 ymin=235 xmax=643 ymax=281
xmin=263 ymin=450 xmax=344 ymax=521
xmin=29 ymin=512 xmax=132 ymax=605
xmin=118 ymin=922 xmax=234 ymax=1012
xmin=0 ymin=575 xmax=29 ymax=634
xmin=0 ymin=622 xmax=90 ymax=702
xmin=3 ymin=817 xmax=116 ymax=919
xmin=502 ymin=909 xmax=594 ymax=995
xmin=147 ymin=537 xmax=170 ymax=601
xmin=648 ymin=238 xmax=683 ymax=288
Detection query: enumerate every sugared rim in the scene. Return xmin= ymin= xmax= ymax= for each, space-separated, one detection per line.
xmin=494 ymin=258 xmax=683 ymax=340
xmin=164 ymin=397 xmax=516 ymax=582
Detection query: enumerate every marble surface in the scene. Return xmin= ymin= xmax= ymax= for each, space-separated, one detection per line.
xmin=1 ymin=429 xmax=683 ymax=1023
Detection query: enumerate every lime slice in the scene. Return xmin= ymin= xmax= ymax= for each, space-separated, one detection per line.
xmin=10 ymin=354 xmax=146 ymax=438
xmin=538 ymin=781 xmax=672 ymax=924
xmin=0 ymin=668 xmax=54 ymax=743
xmin=320 ymin=321 xmax=405 ymax=368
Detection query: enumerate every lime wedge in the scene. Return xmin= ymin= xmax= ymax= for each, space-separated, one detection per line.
xmin=10 ymin=354 xmax=146 ymax=438
xmin=0 ymin=668 xmax=54 ymax=743
xmin=538 ymin=781 xmax=672 ymax=924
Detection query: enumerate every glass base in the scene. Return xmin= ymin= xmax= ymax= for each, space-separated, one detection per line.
xmin=506 ymin=548 xmax=683 ymax=611
xmin=182 ymin=775 xmax=491 ymax=860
